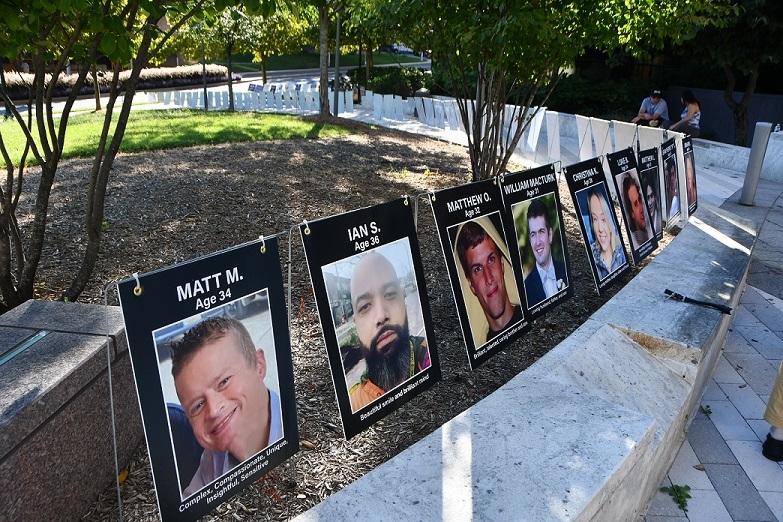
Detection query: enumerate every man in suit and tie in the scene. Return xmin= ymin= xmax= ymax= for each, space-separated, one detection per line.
xmin=523 ymin=198 xmax=568 ymax=307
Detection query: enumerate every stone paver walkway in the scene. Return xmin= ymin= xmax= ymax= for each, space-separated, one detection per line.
xmin=647 ymin=195 xmax=783 ymax=522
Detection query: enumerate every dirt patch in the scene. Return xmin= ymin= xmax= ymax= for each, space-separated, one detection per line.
xmin=26 ymin=124 xmax=670 ymax=521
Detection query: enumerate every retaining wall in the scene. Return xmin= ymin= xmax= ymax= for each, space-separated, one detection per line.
xmin=294 ymin=182 xmax=783 ymax=520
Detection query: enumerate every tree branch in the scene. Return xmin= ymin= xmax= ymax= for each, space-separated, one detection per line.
xmin=31 ymin=55 xmax=53 ymax=161
xmin=0 ymin=70 xmax=44 ymax=165
xmin=149 ymin=0 xmax=209 ymax=58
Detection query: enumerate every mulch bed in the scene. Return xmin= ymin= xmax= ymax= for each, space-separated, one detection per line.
xmin=23 ymin=122 xmax=670 ymax=521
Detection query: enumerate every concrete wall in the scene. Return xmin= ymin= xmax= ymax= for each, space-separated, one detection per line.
xmin=0 ymin=301 xmax=142 ymax=521
xmin=665 ymin=86 xmax=783 ymax=146
xmin=294 ymin=179 xmax=783 ymax=520
xmin=693 ymin=132 xmax=783 ymax=184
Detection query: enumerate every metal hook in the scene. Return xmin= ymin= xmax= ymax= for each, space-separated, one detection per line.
xmin=403 ymin=195 xmax=409 ymax=206
xmin=303 ymin=219 xmax=311 ymax=236
xmin=259 ymin=235 xmax=267 ymax=254
xmin=132 ymin=272 xmax=142 ymax=296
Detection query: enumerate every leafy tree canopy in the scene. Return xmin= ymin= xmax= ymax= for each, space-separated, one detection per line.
xmin=370 ymin=0 xmax=733 ymax=179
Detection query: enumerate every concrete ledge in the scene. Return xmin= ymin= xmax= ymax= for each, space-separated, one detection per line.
xmin=296 ymin=182 xmax=783 ymax=520
xmin=694 ymin=134 xmax=783 ymax=184
xmin=0 ymin=301 xmax=142 ymax=521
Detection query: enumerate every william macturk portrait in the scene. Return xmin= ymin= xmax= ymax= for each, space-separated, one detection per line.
xmin=154 ymin=291 xmax=283 ymax=499
xmin=449 ymin=213 xmax=523 ymax=348
xmin=511 ymin=194 xmax=569 ymax=309
xmin=322 ymin=238 xmax=432 ymax=414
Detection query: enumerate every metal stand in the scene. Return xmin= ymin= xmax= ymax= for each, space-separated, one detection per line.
xmin=102 ymin=280 xmax=124 ymax=522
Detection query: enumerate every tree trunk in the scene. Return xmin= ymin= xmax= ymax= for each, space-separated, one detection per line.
xmin=367 ymin=39 xmax=374 ymax=69
xmin=92 ymin=64 xmax=101 ymax=111
xmin=18 ymin=53 xmax=91 ymax=302
xmin=722 ymin=62 xmax=759 ymax=146
xmin=318 ymin=5 xmax=330 ymax=117
xmin=227 ymin=44 xmax=235 ymax=112
xmin=358 ymin=40 xmax=363 ymax=86
xmin=365 ymin=39 xmax=371 ymax=84
xmin=64 ymin=20 xmax=159 ymax=301
xmin=261 ymin=53 xmax=267 ymax=84
xmin=454 ymin=61 xmax=555 ymax=181
xmin=733 ymin=105 xmax=749 ymax=146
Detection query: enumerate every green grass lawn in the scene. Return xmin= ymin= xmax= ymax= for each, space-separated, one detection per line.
xmin=216 ymin=51 xmax=422 ymax=73
xmin=0 ymin=110 xmax=351 ymax=167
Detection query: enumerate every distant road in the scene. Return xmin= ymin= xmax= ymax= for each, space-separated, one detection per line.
xmin=2 ymin=60 xmax=432 ymax=117
xmin=240 ymin=60 xmax=431 ymax=84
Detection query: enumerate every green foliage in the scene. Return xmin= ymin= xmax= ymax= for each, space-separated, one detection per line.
xmin=681 ymin=0 xmax=783 ymax=143
xmin=348 ymin=66 xmax=431 ymax=97
xmin=171 ymin=4 xmax=317 ymax=65
xmin=660 ymin=484 xmax=692 ymax=512
xmin=249 ymin=6 xmax=317 ymax=63
xmin=343 ymin=0 xmax=400 ymax=49
xmin=0 ymin=0 xmax=260 ymax=307
xmin=688 ymin=0 xmax=782 ymax=75
xmin=0 ymin=111 xmax=350 ymax=168
xmin=373 ymin=0 xmax=733 ymax=180
xmin=339 ymin=328 xmax=360 ymax=350
xmin=545 ymin=75 xmax=650 ymax=121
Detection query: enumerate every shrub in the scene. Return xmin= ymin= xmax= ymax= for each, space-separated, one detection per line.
xmin=349 ymin=66 xmax=432 ymax=98
xmin=545 ymin=75 xmax=650 ymax=120
xmin=3 ymin=64 xmax=228 ymax=101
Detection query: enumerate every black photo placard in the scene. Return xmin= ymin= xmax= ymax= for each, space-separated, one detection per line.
xmin=300 ymin=198 xmax=440 ymax=439
xmin=118 ymin=238 xmax=299 ymax=522
xmin=607 ymin=148 xmax=658 ymax=264
xmin=500 ymin=164 xmax=573 ymax=320
xmin=683 ymin=136 xmax=698 ymax=215
xmin=638 ymin=147 xmax=664 ymax=241
xmin=661 ymin=137 xmax=682 ymax=226
xmin=430 ymin=179 xmax=529 ymax=370
xmin=563 ymin=157 xmax=631 ymax=294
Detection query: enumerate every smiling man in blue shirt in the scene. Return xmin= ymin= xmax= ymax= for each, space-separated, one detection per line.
xmin=171 ymin=317 xmax=282 ymax=498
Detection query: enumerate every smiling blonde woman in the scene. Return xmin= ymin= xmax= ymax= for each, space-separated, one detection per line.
xmin=587 ymin=188 xmax=626 ymax=279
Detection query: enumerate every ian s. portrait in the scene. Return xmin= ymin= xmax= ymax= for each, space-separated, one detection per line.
xmin=323 ymin=239 xmax=431 ymax=414
xmin=452 ymin=215 xmax=523 ymax=346
xmin=345 ymin=251 xmax=431 ymax=412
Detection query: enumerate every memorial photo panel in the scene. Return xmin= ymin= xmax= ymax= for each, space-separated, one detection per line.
xmin=430 ymin=179 xmax=529 ymax=370
xmin=661 ymin=137 xmax=682 ymax=226
xmin=118 ymin=237 xmax=298 ymax=522
xmin=683 ymin=137 xmax=698 ymax=215
xmin=300 ymin=198 xmax=440 ymax=439
xmin=607 ymin=148 xmax=658 ymax=264
xmin=563 ymin=157 xmax=631 ymax=294
xmin=500 ymin=164 xmax=573 ymax=320
xmin=638 ymin=147 xmax=664 ymax=241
